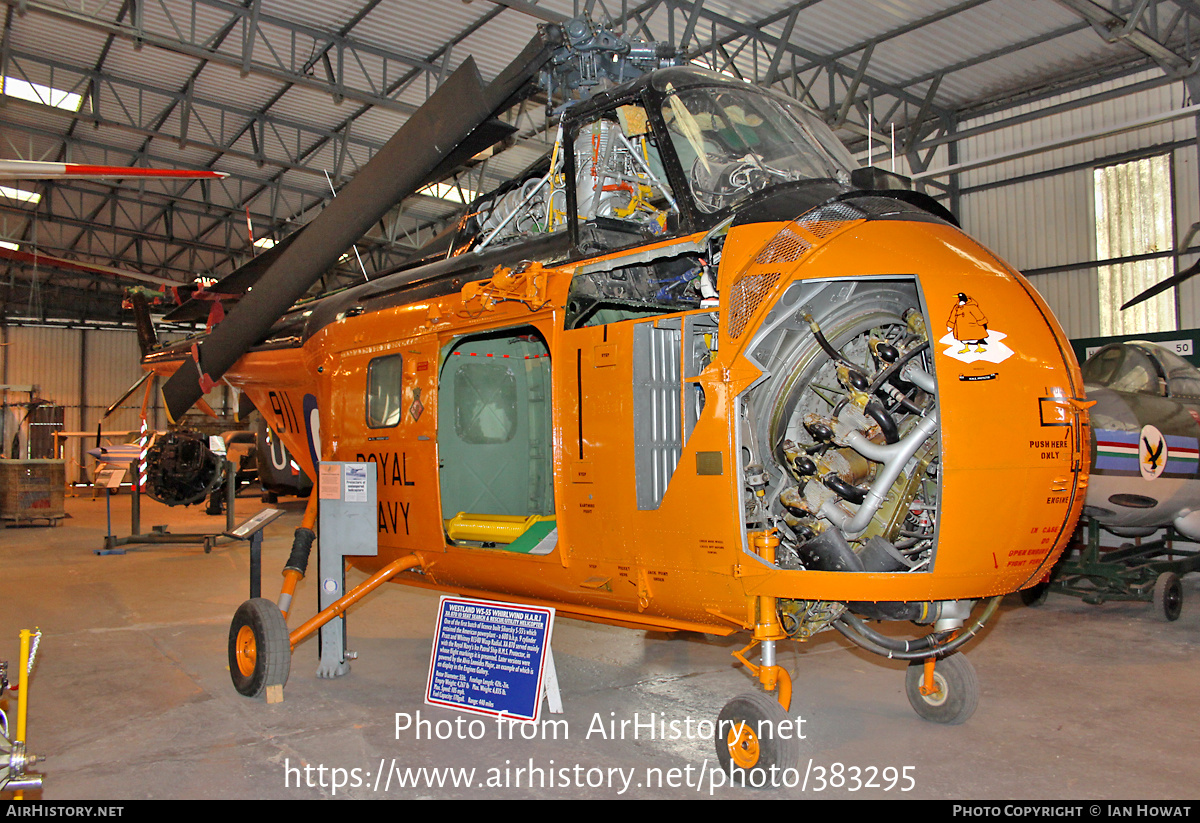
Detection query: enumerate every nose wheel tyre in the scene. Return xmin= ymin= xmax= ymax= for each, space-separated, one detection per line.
xmin=229 ymin=597 xmax=291 ymax=698
xmin=1154 ymin=572 xmax=1183 ymax=622
xmin=715 ymin=692 xmax=800 ymax=787
xmin=905 ymin=654 xmax=978 ymax=725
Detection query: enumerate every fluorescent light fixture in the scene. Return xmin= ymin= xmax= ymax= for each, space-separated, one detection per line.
xmin=0 ymin=185 xmax=41 ymax=205
xmin=253 ymin=237 xmax=276 ymax=249
xmin=419 ymin=182 xmax=476 ymax=204
xmin=0 ymin=241 xmax=17 ymax=251
xmin=2 ymin=76 xmax=83 ymax=112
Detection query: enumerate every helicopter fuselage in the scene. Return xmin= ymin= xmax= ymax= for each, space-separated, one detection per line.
xmin=145 ymin=67 xmax=1090 ymax=638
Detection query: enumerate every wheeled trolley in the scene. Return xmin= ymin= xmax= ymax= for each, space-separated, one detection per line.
xmin=1025 ymin=517 xmax=1200 ymax=621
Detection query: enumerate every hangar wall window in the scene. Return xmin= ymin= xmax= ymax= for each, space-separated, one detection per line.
xmin=366 ymin=354 xmax=403 ymax=428
xmin=1094 ymin=154 xmax=1176 ymax=336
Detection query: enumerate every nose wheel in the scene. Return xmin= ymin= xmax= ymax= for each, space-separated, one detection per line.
xmin=905 ymin=654 xmax=978 ymax=724
xmin=1019 ymin=581 xmax=1050 ymax=607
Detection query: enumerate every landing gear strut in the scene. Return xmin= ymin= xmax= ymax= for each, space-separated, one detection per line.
xmin=716 ymin=531 xmax=801 ymax=785
xmin=227 ymin=550 xmax=423 ymax=700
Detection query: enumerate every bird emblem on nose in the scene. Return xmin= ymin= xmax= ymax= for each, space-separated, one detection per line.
xmin=1139 ymin=425 xmax=1168 ymax=480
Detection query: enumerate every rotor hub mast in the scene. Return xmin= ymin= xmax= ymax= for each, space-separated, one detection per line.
xmin=544 ymin=16 xmax=680 ymax=116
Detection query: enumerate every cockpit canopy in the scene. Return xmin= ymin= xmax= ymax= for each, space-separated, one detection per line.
xmin=1083 ymin=342 xmax=1200 ymax=399
xmin=656 ymin=76 xmax=854 ymax=214
xmin=453 ymin=67 xmax=858 ymax=256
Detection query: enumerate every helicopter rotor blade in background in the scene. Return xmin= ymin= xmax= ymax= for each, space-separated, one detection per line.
xmin=1120 ymin=258 xmax=1200 ymax=311
xmin=0 ymin=159 xmax=228 ymax=179
xmin=159 ymin=27 xmax=561 ymax=422
xmin=0 ymin=245 xmax=179 ymax=287
xmin=161 ymin=226 xmax=310 ymax=323
xmin=102 ymin=372 xmax=155 ymax=422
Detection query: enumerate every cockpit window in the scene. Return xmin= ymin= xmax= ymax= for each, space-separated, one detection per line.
xmin=1147 ymin=346 xmax=1200 ymax=398
xmin=463 ymin=103 xmax=679 ymax=254
xmin=1083 ymin=345 xmax=1164 ymax=395
xmin=660 ymin=84 xmax=852 ymax=213
xmin=573 ymin=108 xmax=676 ymax=229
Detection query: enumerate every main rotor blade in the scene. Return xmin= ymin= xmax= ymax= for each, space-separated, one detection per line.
xmin=1120 ymin=258 xmax=1200 ymax=311
xmin=160 ymin=27 xmax=560 ymax=421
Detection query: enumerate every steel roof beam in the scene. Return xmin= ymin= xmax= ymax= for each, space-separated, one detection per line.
xmin=0 ymin=0 xmax=444 ymax=114
xmin=677 ymin=1 xmax=952 ymax=117
xmin=157 ymin=1 xmax=506 ymax=278
xmin=1054 ymin=0 xmax=1200 ymax=76
xmin=97 ymin=0 xmax=391 ymax=278
xmin=0 ymin=54 xmax=389 ymax=177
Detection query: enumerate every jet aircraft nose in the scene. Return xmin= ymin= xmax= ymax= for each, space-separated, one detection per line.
xmin=1084 ymin=382 xmax=1200 ymax=536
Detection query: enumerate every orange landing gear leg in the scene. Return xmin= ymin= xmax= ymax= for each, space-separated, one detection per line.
xmin=735 ymin=529 xmax=792 ymax=710
xmin=229 ymin=548 xmax=423 ymax=702
xmin=718 ymin=530 xmax=800 ymax=779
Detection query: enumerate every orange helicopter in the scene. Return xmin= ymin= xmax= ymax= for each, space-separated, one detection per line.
xmin=136 ymin=16 xmax=1090 ymax=780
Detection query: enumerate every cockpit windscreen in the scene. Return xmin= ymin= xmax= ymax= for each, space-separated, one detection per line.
xmin=660 ymin=84 xmax=854 ymax=213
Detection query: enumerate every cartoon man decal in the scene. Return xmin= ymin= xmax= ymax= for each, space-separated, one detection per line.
xmin=947 ymin=292 xmax=988 ymax=354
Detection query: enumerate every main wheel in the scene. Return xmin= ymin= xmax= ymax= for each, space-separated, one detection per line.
xmin=229 ymin=598 xmax=291 ymax=697
xmin=905 ymin=654 xmax=978 ymax=725
xmin=1154 ymin=572 xmax=1183 ymax=622
xmin=714 ymin=692 xmax=800 ymax=787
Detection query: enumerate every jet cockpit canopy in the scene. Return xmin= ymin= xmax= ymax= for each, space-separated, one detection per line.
xmin=1084 ymin=341 xmax=1200 ymax=399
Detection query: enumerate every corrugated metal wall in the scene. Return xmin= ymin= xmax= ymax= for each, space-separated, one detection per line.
xmin=956 ymin=69 xmax=1199 ymax=340
xmin=0 ymin=326 xmax=214 ymax=483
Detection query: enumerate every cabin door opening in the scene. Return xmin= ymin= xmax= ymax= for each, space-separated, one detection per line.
xmin=438 ymin=326 xmax=555 ymax=552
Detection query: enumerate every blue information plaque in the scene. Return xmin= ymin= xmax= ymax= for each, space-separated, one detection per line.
xmin=425 ymin=597 xmax=555 ymax=722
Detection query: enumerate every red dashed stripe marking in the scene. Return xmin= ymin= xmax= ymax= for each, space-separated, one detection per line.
xmin=450 ymin=352 xmax=549 ymax=359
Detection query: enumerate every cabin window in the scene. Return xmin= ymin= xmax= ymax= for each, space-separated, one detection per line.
xmin=1095 ymin=154 xmax=1176 ymax=336
xmin=454 ymin=362 xmax=518 ymax=444
xmin=365 ymin=354 xmax=404 ymax=428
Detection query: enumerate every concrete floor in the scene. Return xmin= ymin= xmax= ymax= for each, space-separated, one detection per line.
xmin=2 ymin=489 xmax=1199 ymax=801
